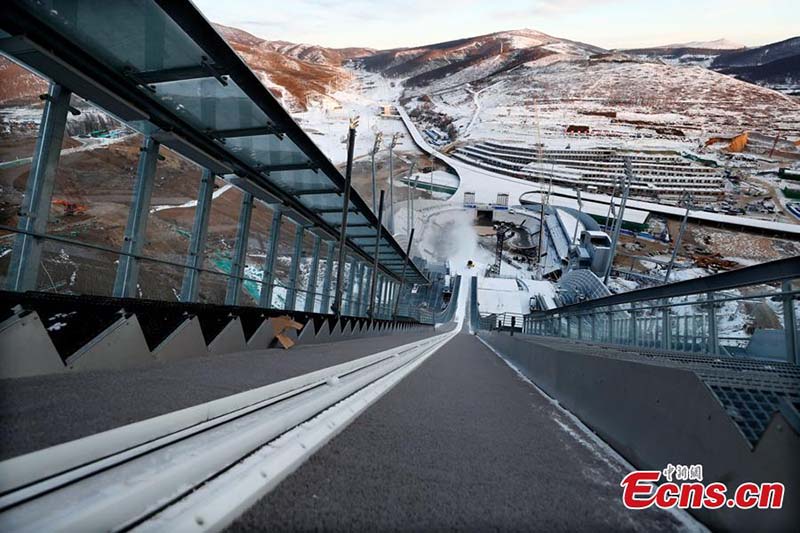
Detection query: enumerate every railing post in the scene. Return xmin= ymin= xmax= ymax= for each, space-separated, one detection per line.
xmin=782 ymin=280 xmax=798 ymax=364
xmin=591 ymin=312 xmax=597 ymax=341
xmin=359 ymin=265 xmax=371 ymax=316
xmin=284 ymin=224 xmax=305 ymax=310
xmin=224 ymin=192 xmax=254 ymax=306
xmin=259 ymin=206 xmax=283 ymax=308
xmin=180 ymin=169 xmax=214 ymax=302
xmin=305 ymin=234 xmax=321 ymax=313
xmin=706 ymin=292 xmax=719 ymax=355
xmin=114 ymin=135 xmax=161 ymax=298
xmin=607 ymin=311 xmax=613 ymax=342
xmin=320 ymin=242 xmax=335 ymax=313
xmin=7 ymin=83 xmax=72 ymax=292
xmin=661 ymin=306 xmax=671 ymax=350
xmin=343 ymin=258 xmax=355 ymax=315
xmin=350 ymin=262 xmax=362 ymax=316
xmin=630 ymin=303 xmax=637 ymax=346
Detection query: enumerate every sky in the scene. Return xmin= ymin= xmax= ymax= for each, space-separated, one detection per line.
xmin=193 ymin=0 xmax=799 ymax=50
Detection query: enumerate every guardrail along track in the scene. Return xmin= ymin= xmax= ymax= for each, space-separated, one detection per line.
xmin=0 ymin=330 xmax=458 ymax=532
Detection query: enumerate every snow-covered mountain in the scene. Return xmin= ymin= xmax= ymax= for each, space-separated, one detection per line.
xmin=657 ymin=38 xmax=744 ymax=50
xmin=211 ymin=24 xmax=370 ymax=110
xmin=357 ymin=29 xmax=604 ymax=90
xmin=710 ymin=37 xmax=800 ymax=94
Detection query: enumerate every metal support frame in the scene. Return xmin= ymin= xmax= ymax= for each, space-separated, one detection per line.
xmin=224 ymin=192 xmax=254 ymax=305
xmin=320 ymin=242 xmax=335 ymax=313
xmin=305 ymin=234 xmax=322 ymax=312
xmin=782 ymin=280 xmax=798 ymax=364
xmin=285 ymin=224 xmax=305 ymax=310
xmin=7 ymin=83 xmax=72 ymax=292
xmin=332 ymin=120 xmax=357 ymax=316
xmin=368 ymin=191 xmax=385 ymax=318
xmin=259 ymin=207 xmax=282 ymax=307
xmin=180 ymin=169 xmax=215 ymax=302
xmin=113 ymin=136 xmax=161 ymax=298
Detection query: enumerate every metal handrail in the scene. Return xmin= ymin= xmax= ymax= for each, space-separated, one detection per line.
xmin=0 ymin=224 xmax=406 ymax=319
xmin=531 ymin=256 xmax=800 ymax=317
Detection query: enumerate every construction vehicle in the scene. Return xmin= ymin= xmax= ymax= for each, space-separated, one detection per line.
xmin=52 ymin=199 xmax=87 ymax=216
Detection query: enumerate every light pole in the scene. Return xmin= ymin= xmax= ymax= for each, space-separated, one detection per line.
xmin=370 ymin=132 xmax=382 ymax=214
xmin=406 ymin=161 xmax=416 ymax=236
xmin=603 ymin=158 xmax=633 ymax=284
xmin=664 ymin=191 xmax=693 ymax=283
xmin=388 ymin=132 xmax=401 ymax=234
xmin=332 ymin=116 xmax=358 ymax=316
xmin=536 ymin=189 xmax=549 ymax=280
xmin=572 ymin=189 xmax=583 ymax=246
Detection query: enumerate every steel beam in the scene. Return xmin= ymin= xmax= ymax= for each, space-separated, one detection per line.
xmin=209 ymin=125 xmax=280 ymax=139
xmin=224 ymin=192 xmax=254 ymax=305
xmin=259 ymin=207 xmax=283 ymax=307
xmin=293 ymin=188 xmax=340 ymax=196
xmin=7 ymin=83 xmax=72 ymax=292
xmin=305 ymin=234 xmax=322 ymax=312
xmin=318 ymin=207 xmax=359 ymax=214
xmin=134 ymin=64 xmax=220 ymax=85
xmin=285 ymin=225 xmax=305 ymax=310
xmin=320 ymin=243 xmax=335 ymax=313
xmin=180 ymin=169 xmax=215 ymax=302
xmin=113 ymin=136 xmax=161 ymax=298
xmin=259 ymin=162 xmax=316 ymax=173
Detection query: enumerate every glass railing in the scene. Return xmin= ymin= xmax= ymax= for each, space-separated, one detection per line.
xmin=483 ymin=258 xmax=800 ymax=364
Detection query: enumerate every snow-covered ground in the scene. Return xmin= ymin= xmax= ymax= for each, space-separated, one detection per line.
xmin=292 ymin=70 xmax=418 ymax=164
